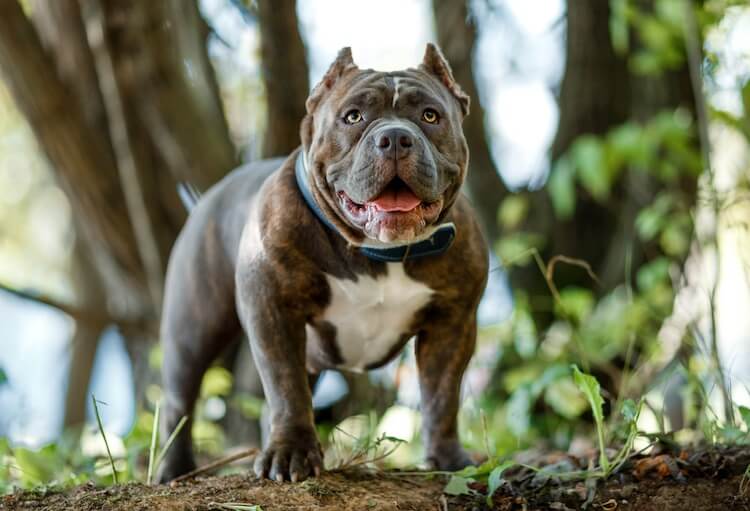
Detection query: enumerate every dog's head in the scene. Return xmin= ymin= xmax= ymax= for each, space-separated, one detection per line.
xmin=300 ymin=44 xmax=470 ymax=245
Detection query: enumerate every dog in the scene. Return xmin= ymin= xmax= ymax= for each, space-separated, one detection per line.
xmin=157 ymin=44 xmax=488 ymax=483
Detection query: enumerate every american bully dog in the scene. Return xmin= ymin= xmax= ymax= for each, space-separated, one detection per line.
xmin=157 ymin=44 xmax=488 ymax=483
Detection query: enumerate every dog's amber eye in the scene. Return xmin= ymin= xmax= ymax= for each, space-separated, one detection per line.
xmin=344 ymin=110 xmax=363 ymax=124
xmin=422 ymin=109 xmax=439 ymax=124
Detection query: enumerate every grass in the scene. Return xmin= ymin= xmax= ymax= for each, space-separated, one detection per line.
xmin=146 ymin=399 xmax=160 ymax=484
xmin=144 ymin=399 xmax=189 ymax=485
xmin=91 ymin=394 xmax=118 ymax=484
xmin=208 ymin=503 xmax=263 ymax=511
xmin=154 ymin=415 xmax=188 ymax=477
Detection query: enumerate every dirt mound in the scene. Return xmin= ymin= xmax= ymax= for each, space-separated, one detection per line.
xmin=4 ymin=447 xmax=750 ymax=510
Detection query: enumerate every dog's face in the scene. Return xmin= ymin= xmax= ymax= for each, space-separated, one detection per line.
xmin=300 ymin=44 xmax=470 ymax=245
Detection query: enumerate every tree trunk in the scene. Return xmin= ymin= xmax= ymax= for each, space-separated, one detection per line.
xmin=432 ymin=0 xmax=507 ymax=243
xmin=492 ymin=0 xmax=701 ymax=403
xmin=509 ymin=0 xmax=696 ymax=325
xmin=0 ymin=0 xmax=150 ymax=320
xmin=0 ymin=0 xmax=238 ymax=418
xmin=257 ymin=0 xmax=309 ymax=158
xmin=507 ymin=0 xmax=632 ymax=325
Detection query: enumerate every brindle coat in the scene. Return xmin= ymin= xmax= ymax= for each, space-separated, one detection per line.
xmin=157 ymin=44 xmax=488 ymax=483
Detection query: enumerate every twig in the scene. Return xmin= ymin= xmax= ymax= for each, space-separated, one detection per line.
xmin=546 ymin=255 xmax=601 ymax=287
xmin=169 ymin=447 xmax=260 ymax=484
xmin=329 ymin=442 xmax=403 ymax=472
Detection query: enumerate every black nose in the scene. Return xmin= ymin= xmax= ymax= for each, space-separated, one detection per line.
xmin=375 ymin=127 xmax=414 ymax=158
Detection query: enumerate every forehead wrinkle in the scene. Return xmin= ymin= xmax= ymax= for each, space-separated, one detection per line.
xmin=403 ymin=69 xmax=455 ymax=104
xmin=400 ymin=85 xmax=444 ymax=109
xmin=340 ymin=87 xmax=386 ymax=108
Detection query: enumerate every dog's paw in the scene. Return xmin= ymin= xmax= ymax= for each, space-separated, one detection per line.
xmin=254 ymin=433 xmax=323 ymax=482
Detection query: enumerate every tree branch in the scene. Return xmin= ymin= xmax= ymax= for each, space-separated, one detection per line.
xmin=0 ymin=282 xmax=109 ymax=326
xmin=81 ymin=0 xmax=165 ymax=309
xmin=0 ymin=0 xmax=148 ymax=298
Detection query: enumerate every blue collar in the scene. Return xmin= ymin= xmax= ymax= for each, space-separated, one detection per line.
xmin=294 ymin=151 xmax=455 ymax=262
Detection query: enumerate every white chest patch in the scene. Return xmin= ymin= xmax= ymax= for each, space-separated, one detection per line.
xmin=320 ymin=263 xmax=433 ymax=371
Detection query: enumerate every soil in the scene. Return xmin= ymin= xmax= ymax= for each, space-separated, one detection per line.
xmin=3 ymin=447 xmax=750 ymax=511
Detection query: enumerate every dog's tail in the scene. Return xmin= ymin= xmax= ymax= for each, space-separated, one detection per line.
xmin=177 ymin=182 xmax=202 ymax=212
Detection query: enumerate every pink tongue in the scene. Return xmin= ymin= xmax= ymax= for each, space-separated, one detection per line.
xmin=370 ymin=187 xmax=422 ymax=212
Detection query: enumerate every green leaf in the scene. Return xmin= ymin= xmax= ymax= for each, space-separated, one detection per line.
xmin=739 ymin=406 xmax=750 ymax=431
xmin=444 ymin=475 xmax=472 ymax=496
xmin=556 ymin=287 xmax=595 ymax=324
xmin=498 ymin=195 xmax=529 ymax=230
xmin=13 ymin=446 xmax=57 ymax=485
xmin=531 ymin=364 xmax=571 ymax=396
xmin=487 ymin=461 xmax=514 ymax=505
xmin=0 ymin=367 xmax=6 ymax=385
xmin=233 ymin=393 xmax=265 ymax=420
xmin=639 ymin=16 xmax=674 ymax=53
xmin=655 ymin=0 xmax=686 ymax=28
xmin=718 ymin=425 xmax=746 ymax=444
xmin=742 ymin=79 xmax=750 ymax=119
xmin=660 ymin=223 xmax=690 ymax=257
xmin=495 ymin=232 xmax=544 ymax=267
xmin=621 ymin=399 xmax=639 ymax=424
xmin=200 ymin=366 xmax=233 ymax=397
xmin=635 ymin=194 xmax=674 ymax=241
xmin=548 ymin=156 xmax=576 ymax=219
xmin=572 ymin=365 xmax=610 ymax=473
xmin=631 ymin=51 xmax=664 ymax=75
xmin=513 ymin=309 xmax=537 ymax=359
xmin=608 ymin=122 xmax=643 ymax=161
xmin=636 ymin=257 xmax=670 ymax=292
xmin=545 ymin=377 xmax=588 ymax=419
xmin=571 ymin=137 xmax=609 ymax=200
xmin=609 ymin=0 xmax=630 ymax=54
xmin=506 ymin=385 xmax=533 ymax=437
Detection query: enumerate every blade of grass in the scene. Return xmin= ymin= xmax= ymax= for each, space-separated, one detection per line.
xmin=208 ymin=503 xmax=263 ymax=511
xmin=154 ymin=415 xmax=188 ymax=474
xmin=91 ymin=394 xmax=118 ymax=484
xmin=146 ymin=400 xmax=161 ymax=484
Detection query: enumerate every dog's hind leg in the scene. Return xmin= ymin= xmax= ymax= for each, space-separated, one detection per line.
xmin=156 ymin=229 xmax=240 ymax=483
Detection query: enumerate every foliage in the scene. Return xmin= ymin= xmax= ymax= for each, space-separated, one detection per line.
xmin=443 ymin=458 xmax=514 ymax=506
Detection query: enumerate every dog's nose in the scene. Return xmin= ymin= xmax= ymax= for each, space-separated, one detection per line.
xmin=375 ymin=128 xmax=414 ymax=158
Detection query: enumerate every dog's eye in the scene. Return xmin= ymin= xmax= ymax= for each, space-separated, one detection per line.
xmin=422 ymin=109 xmax=439 ymax=124
xmin=344 ymin=110 xmax=363 ymax=124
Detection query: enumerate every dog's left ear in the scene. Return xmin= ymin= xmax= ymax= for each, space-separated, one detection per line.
xmin=420 ymin=43 xmax=470 ymax=117
xmin=306 ymin=47 xmax=359 ymax=114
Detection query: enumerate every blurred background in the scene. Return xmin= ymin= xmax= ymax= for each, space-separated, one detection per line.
xmin=0 ymin=0 xmax=749 ymax=488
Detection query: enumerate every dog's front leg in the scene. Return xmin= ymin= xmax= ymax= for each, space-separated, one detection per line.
xmin=416 ymin=303 xmax=478 ymax=471
xmin=236 ymin=265 xmax=322 ymax=482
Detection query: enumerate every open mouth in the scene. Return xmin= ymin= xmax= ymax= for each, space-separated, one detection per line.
xmin=337 ymin=178 xmax=443 ymax=242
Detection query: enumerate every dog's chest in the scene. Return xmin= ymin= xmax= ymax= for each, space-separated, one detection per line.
xmin=320 ymin=263 xmax=434 ymax=371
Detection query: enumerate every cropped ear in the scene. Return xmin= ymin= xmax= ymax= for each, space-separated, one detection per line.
xmin=305 ymin=47 xmax=359 ymax=113
xmin=420 ymin=43 xmax=470 ymax=117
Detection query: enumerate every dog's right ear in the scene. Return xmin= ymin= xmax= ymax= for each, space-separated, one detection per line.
xmin=305 ymin=47 xmax=358 ymax=113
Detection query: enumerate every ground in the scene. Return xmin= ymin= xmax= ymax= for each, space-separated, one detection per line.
xmin=4 ymin=447 xmax=750 ymax=510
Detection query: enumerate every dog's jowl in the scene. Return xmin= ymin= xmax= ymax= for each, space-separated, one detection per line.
xmin=157 ymin=44 xmax=489 ymax=483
